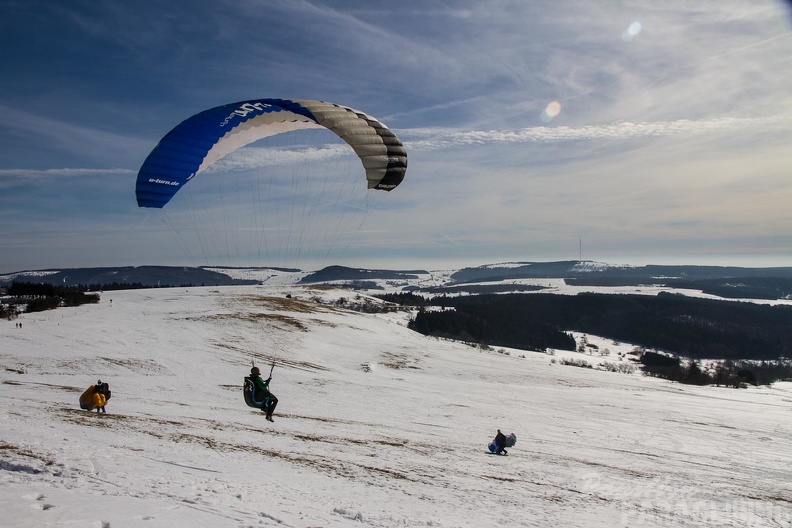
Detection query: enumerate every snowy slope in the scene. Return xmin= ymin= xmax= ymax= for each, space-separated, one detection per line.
xmin=2 ymin=285 xmax=791 ymax=527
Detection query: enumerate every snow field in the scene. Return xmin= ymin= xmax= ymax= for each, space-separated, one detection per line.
xmin=1 ymin=285 xmax=791 ymax=527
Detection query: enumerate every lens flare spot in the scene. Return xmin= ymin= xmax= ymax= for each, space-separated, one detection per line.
xmin=541 ymin=101 xmax=562 ymax=122
xmin=622 ymin=21 xmax=642 ymax=41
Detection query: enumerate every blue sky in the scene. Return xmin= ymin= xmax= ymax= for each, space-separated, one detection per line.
xmin=1 ymin=0 xmax=791 ymax=272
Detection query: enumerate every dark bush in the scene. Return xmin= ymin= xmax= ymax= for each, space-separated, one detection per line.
xmin=10 ymin=281 xmax=100 ymax=312
xmin=25 ymin=297 xmax=61 ymax=312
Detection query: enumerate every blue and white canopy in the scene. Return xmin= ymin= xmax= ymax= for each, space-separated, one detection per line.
xmin=136 ymin=98 xmax=407 ymax=208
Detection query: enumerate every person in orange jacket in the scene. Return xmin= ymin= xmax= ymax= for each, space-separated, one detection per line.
xmin=79 ymin=382 xmax=107 ymax=413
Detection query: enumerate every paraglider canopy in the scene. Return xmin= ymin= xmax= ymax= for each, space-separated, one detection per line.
xmin=136 ymin=98 xmax=407 ymax=208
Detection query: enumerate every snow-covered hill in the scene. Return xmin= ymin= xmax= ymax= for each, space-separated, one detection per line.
xmin=2 ymin=285 xmax=791 ymax=527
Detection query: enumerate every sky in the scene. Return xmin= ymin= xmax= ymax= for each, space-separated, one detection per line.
xmin=1 ymin=0 xmax=792 ymax=272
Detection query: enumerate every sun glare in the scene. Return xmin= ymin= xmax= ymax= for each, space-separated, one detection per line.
xmin=622 ymin=21 xmax=642 ymax=41
xmin=541 ymin=100 xmax=562 ymax=122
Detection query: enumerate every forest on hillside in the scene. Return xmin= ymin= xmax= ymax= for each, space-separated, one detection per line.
xmin=407 ymin=292 xmax=792 ymax=361
xmin=4 ymin=281 xmax=100 ymax=313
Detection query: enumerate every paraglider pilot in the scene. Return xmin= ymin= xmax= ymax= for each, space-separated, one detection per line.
xmin=95 ymin=380 xmax=111 ymax=413
xmin=494 ymin=429 xmax=508 ymax=455
xmin=251 ymin=366 xmax=278 ymax=422
xmin=79 ymin=380 xmax=111 ymax=413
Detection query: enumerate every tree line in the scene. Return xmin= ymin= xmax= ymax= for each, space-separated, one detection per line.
xmin=407 ymin=297 xmax=576 ymax=352
xmin=403 ymin=292 xmax=792 ymax=385
xmin=6 ymin=281 xmax=100 ymax=312
xmin=639 ymin=351 xmax=792 ymax=387
xmin=410 ymin=292 xmax=792 ymax=361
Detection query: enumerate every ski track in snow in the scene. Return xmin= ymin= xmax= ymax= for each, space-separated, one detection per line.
xmin=1 ymin=285 xmax=791 ymax=527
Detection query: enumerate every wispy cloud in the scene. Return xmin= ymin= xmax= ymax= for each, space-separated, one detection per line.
xmin=0 ymin=105 xmax=150 ymax=167
xmin=209 ymin=144 xmax=354 ymax=172
xmin=402 ymin=115 xmax=791 ymax=151
xmin=0 ymin=168 xmax=135 ymax=177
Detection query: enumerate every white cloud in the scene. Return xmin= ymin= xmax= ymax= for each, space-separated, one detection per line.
xmin=402 ymin=114 xmax=790 ymax=151
xmin=0 ymin=105 xmax=151 ymax=165
xmin=0 ymin=168 xmax=135 ymax=177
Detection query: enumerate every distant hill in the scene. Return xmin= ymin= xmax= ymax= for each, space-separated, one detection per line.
xmin=0 ymin=266 xmax=259 ymax=288
xmin=3 ymin=261 xmax=792 ymax=300
xmin=447 ymin=261 xmax=792 ymax=300
xmin=450 ymin=261 xmax=792 ymax=283
xmin=299 ymin=265 xmax=427 ymax=284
